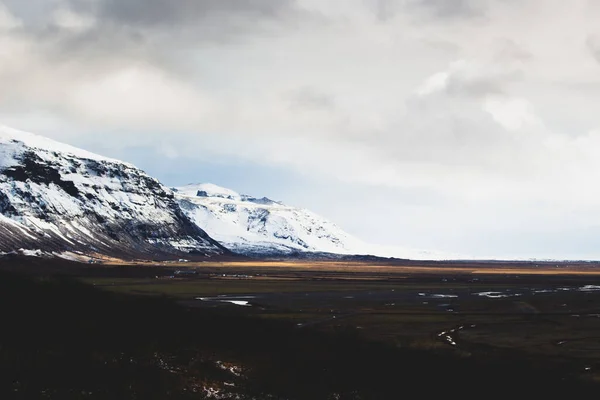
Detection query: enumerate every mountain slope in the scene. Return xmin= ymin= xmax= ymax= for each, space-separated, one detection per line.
xmin=175 ymin=184 xmax=458 ymax=260
xmin=174 ymin=183 xmax=400 ymax=258
xmin=0 ymin=126 xmax=226 ymax=258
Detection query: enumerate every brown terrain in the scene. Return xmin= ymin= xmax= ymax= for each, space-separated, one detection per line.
xmin=2 ymin=254 xmax=600 ymax=398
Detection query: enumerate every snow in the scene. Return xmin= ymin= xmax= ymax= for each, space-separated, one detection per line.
xmin=197 ymin=297 xmax=252 ymax=307
xmin=0 ymin=124 xmax=224 ymax=256
xmin=175 ymin=183 xmax=458 ymax=259
xmin=419 ymin=293 xmax=458 ymax=298
xmin=579 ymin=285 xmax=600 ymax=292
xmin=175 ymin=183 xmax=242 ymax=200
xmin=215 ymin=361 xmax=243 ymax=377
xmin=18 ymin=249 xmax=48 ymax=257
xmin=176 ymin=186 xmax=362 ymax=255
xmin=222 ymin=300 xmax=250 ymax=306
xmin=0 ymin=125 xmax=458 ymax=260
xmin=474 ymin=291 xmax=522 ymax=298
xmin=0 ymin=214 xmax=37 ymax=239
xmin=0 ymin=125 xmax=129 ymax=165
xmin=55 ymin=251 xmax=87 ymax=262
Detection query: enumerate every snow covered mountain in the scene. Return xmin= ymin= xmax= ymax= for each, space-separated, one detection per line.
xmin=0 ymin=125 xmax=226 ymax=258
xmin=0 ymin=124 xmax=452 ymax=261
xmin=174 ymin=184 xmax=459 ymax=260
xmin=174 ymin=183 xmax=366 ymax=256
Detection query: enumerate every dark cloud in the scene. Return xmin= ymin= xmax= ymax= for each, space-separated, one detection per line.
xmin=430 ymin=67 xmax=521 ymax=98
xmin=287 ymin=87 xmax=335 ymax=112
xmin=2 ymin=0 xmax=305 ymax=52
xmin=3 ymin=0 xmax=300 ymax=30
xmin=1 ymin=0 xmax=310 ymax=77
xmin=409 ymin=0 xmax=484 ymax=18
xmin=445 ymin=76 xmax=506 ymax=97
xmin=492 ymin=38 xmax=532 ymax=63
xmin=95 ymin=0 xmax=297 ymax=28
xmin=368 ymin=0 xmax=402 ymax=22
xmin=1 ymin=0 xmax=59 ymax=26
xmin=366 ymin=0 xmax=487 ymax=23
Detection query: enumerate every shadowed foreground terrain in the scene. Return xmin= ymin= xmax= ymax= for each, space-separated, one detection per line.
xmin=2 ymin=257 xmax=600 ymax=399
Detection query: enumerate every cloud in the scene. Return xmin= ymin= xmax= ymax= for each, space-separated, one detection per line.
xmin=406 ymin=0 xmax=485 ymax=19
xmin=287 ymin=87 xmax=336 ymax=111
xmin=0 ymin=0 xmax=312 ymax=79
xmin=4 ymin=0 xmax=301 ymax=35
xmin=367 ymin=0 xmax=487 ymax=22
xmin=95 ymin=0 xmax=297 ymax=28
xmin=3 ymin=0 xmax=600 ymax=257
xmin=0 ymin=3 xmax=20 ymax=29
xmin=586 ymin=34 xmax=600 ymax=64
xmin=415 ymin=59 xmax=521 ymax=97
xmin=483 ymin=96 xmax=540 ymax=131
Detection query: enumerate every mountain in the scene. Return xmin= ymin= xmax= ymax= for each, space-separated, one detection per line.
xmin=174 ymin=184 xmax=459 ymax=260
xmin=172 ymin=183 xmax=388 ymax=258
xmin=0 ymin=125 xmax=227 ymax=259
xmin=174 ymin=183 xmax=363 ymax=256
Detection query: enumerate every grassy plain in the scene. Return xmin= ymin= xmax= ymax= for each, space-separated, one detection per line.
xmin=3 ymin=256 xmax=600 ymax=398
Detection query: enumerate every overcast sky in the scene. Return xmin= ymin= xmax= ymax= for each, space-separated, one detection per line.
xmin=3 ymin=0 xmax=600 ymax=259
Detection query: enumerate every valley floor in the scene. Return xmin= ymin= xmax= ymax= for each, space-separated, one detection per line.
xmin=2 ymin=256 xmax=600 ymax=398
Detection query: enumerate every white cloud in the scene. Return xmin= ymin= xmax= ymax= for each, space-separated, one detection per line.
xmin=3 ymin=0 xmax=600 ymax=257
xmin=52 ymin=7 xmax=95 ymax=32
xmin=0 ymin=4 xmax=20 ymax=30
xmin=416 ymin=71 xmax=448 ymax=96
xmin=483 ymin=96 xmax=540 ymax=131
xmin=67 ymin=65 xmax=214 ymax=130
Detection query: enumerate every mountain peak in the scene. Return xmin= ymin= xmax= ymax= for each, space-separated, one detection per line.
xmin=174 ymin=183 xmax=362 ymax=256
xmin=175 ymin=183 xmax=242 ymax=200
xmin=173 ymin=183 xmax=283 ymax=206
xmin=0 ymin=125 xmax=126 ymax=165
xmin=0 ymin=125 xmax=225 ymax=258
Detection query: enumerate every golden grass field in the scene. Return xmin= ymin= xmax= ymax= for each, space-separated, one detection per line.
xmin=93 ymin=257 xmax=600 ymax=276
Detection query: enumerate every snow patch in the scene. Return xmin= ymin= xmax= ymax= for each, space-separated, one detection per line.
xmin=474 ymin=291 xmax=522 ymax=298
xmin=18 ymin=248 xmax=48 ymax=257
xmin=0 ymin=125 xmax=129 ymax=165
xmin=579 ymin=285 xmax=600 ymax=292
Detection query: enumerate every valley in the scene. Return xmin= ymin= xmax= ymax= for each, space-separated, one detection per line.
xmin=2 ymin=126 xmax=600 ymax=398
xmin=2 ymin=1 xmax=598 ymax=397
xmin=3 ymin=256 xmax=600 ymax=398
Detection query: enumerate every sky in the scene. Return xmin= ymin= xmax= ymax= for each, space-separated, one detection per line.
xmin=2 ymin=0 xmax=600 ymax=259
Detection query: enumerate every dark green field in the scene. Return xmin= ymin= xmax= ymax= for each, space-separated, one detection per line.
xmin=2 ymin=256 xmax=600 ymax=398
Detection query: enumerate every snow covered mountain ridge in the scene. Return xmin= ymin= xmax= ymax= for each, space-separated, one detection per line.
xmin=174 ymin=183 xmax=359 ymax=256
xmin=0 ymin=124 xmax=452 ymax=261
xmin=176 ymin=183 xmax=282 ymax=206
xmin=0 ymin=125 xmax=226 ymax=258
xmin=174 ymin=183 xmax=454 ymax=260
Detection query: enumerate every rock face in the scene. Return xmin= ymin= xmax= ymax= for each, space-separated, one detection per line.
xmin=174 ymin=183 xmax=366 ymax=257
xmin=0 ymin=126 xmax=226 ymax=258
